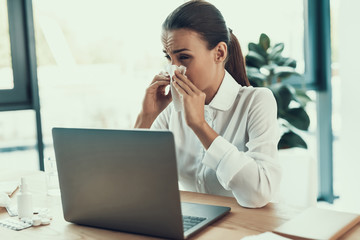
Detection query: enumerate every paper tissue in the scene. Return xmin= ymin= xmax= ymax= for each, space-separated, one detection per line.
xmin=166 ymin=64 xmax=187 ymax=112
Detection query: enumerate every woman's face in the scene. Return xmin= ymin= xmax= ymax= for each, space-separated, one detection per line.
xmin=162 ymin=29 xmax=220 ymax=95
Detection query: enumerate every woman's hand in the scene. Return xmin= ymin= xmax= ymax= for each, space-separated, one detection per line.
xmin=135 ymin=73 xmax=171 ymax=128
xmin=172 ymin=70 xmax=206 ymax=130
xmin=143 ymin=73 xmax=172 ymax=115
xmin=173 ymin=70 xmax=218 ymax=149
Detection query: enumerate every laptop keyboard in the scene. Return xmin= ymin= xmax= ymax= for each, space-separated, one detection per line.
xmin=182 ymin=215 xmax=207 ymax=232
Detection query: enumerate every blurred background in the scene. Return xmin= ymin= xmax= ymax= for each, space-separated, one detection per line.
xmin=1 ymin=0 xmax=359 ymax=213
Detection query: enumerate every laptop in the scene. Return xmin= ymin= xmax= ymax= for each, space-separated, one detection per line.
xmin=52 ymin=127 xmax=230 ymax=239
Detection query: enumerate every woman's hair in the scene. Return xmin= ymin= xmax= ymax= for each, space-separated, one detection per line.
xmin=162 ymin=0 xmax=250 ymax=86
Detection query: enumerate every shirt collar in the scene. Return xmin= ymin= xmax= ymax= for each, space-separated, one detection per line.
xmin=208 ymin=70 xmax=241 ymax=111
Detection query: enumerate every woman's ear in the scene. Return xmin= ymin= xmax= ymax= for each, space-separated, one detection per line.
xmin=213 ymin=42 xmax=227 ymax=63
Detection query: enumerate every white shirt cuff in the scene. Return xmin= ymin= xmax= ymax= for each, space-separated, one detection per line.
xmin=202 ymin=136 xmax=233 ymax=170
xmin=202 ymin=136 xmax=254 ymax=189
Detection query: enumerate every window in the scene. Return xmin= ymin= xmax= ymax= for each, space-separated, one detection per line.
xmin=32 ymin=0 xmax=184 ymax=144
xmin=210 ymin=0 xmax=306 ymax=86
xmin=2 ymin=0 xmax=334 ymax=203
xmin=0 ymin=0 xmax=13 ymax=90
xmin=0 ymin=110 xmax=39 ymax=171
xmin=210 ymin=0 xmax=334 ymax=202
xmin=0 ymin=0 xmax=33 ymax=110
xmin=1 ymin=0 xmax=44 ymax=170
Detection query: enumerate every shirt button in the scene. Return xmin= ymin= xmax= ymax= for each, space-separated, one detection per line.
xmin=198 ymin=179 xmax=202 ymax=185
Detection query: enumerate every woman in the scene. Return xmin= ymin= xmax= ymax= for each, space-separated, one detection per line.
xmin=135 ymin=0 xmax=281 ymax=208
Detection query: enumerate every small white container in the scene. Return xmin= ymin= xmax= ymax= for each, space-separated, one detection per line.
xmin=17 ymin=177 xmax=33 ymax=219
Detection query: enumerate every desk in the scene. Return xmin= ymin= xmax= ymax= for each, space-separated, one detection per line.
xmin=1 ymin=171 xmax=360 ymax=240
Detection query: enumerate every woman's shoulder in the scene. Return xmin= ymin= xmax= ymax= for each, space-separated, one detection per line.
xmin=238 ymin=85 xmax=274 ymax=100
xmin=235 ymin=86 xmax=277 ymax=119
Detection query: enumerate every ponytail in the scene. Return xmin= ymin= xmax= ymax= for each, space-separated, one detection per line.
xmin=226 ymin=31 xmax=250 ymax=86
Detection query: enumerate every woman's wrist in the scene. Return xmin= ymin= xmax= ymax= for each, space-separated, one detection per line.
xmin=134 ymin=111 xmax=158 ymax=128
xmin=190 ymin=121 xmax=218 ymax=149
xmin=188 ymin=120 xmax=207 ymax=133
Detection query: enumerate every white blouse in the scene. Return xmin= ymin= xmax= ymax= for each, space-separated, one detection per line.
xmin=151 ymin=70 xmax=281 ymax=208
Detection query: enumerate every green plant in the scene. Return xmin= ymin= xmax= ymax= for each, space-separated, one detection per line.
xmin=245 ymin=33 xmax=312 ymax=149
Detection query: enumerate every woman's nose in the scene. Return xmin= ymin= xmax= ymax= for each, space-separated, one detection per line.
xmin=171 ymin=59 xmax=180 ymax=66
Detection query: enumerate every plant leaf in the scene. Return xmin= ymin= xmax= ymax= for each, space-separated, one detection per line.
xmin=247 ymin=72 xmax=267 ymax=81
xmin=248 ymin=42 xmax=267 ymax=59
xmin=261 ymin=64 xmax=277 ymax=73
xmin=246 ymin=67 xmax=267 ymax=87
xmin=278 ymin=131 xmax=307 ymax=149
xmin=248 ymin=78 xmax=263 ymax=87
xmin=280 ymin=107 xmax=310 ymax=130
xmin=269 ymin=83 xmax=294 ymax=111
xmin=282 ymin=57 xmax=297 ymax=68
xmin=246 ymin=66 xmax=262 ymax=74
xmin=259 ymin=33 xmax=270 ymax=51
xmin=247 ymin=75 xmax=267 ymax=87
xmin=274 ymin=66 xmax=300 ymax=79
xmin=273 ymin=66 xmax=296 ymax=73
xmin=275 ymin=57 xmax=297 ymax=68
xmin=245 ymin=50 xmax=267 ymax=68
xmin=293 ymin=89 xmax=312 ymax=107
xmin=268 ymin=43 xmax=284 ymax=61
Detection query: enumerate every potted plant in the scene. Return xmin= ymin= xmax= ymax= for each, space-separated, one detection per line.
xmin=245 ymin=33 xmax=311 ymax=149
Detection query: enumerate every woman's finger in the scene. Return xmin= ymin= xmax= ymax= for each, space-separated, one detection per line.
xmin=172 ymin=80 xmax=187 ymax=96
xmin=159 ymin=70 xmax=170 ymax=77
xmin=174 ymin=70 xmax=200 ymax=93
xmin=150 ymin=74 xmax=170 ymax=85
xmin=148 ymin=79 xmax=170 ymax=93
xmin=173 ymin=75 xmax=193 ymax=96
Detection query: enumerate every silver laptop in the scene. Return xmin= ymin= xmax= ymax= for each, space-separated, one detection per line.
xmin=52 ymin=128 xmax=230 ymax=239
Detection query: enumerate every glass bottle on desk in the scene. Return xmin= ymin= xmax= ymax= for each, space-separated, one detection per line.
xmin=45 ymin=156 xmax=60 ymax=196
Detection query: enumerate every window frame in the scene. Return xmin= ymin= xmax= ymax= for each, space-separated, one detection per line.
xmin=304 ymin=0 xmax=336 ymax=203
xmin=0 ymin=0 xmax=32 ymax=110
xmin=0 ymin=0 xmax=44 ymax=171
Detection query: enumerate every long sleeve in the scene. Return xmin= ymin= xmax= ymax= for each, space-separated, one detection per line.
xmin=202 ymin=88 xmax=281 ymax=208
xmin=149 ymin=71 xmax=282 ymax=208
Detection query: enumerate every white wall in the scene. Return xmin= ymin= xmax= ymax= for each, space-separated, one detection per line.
xmin=336 ymin=0 xmax=360 ymax=211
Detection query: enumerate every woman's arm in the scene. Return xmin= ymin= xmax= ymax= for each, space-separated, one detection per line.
xmin=172 ymin=70 xmax=219 ymax=148
xmin=134 ymin=73 xmax=172 ymax=128
xmin=173 ymin=71 xmax=281 ymax=208
xmin=134 ymin=112 xmax=159 ymax=129
xmin=202 ymin=89 xmax=281 ymax=208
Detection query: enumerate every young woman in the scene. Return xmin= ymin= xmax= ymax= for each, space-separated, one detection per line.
xmin=135 ymin=0 xmax=281 ymax=208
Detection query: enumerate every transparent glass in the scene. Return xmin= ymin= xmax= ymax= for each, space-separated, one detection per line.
xmin=44 ymin=155 xmax=60 ymax=196
xmin=0 ymin=0 xmax=14 ymax=90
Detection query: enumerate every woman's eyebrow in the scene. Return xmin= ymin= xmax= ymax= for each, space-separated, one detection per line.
xmin=163 ymin=48 xmax=190 ymax=54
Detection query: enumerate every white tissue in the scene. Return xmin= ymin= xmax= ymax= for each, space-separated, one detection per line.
xmin=166 ymin=64 xmax=187 ymax=112
xmin=0 ymin=192 xmax=11 ymax=207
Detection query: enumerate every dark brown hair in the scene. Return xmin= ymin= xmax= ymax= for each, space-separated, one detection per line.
xmin=162 ymin=0 xmax=250 ymax=86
